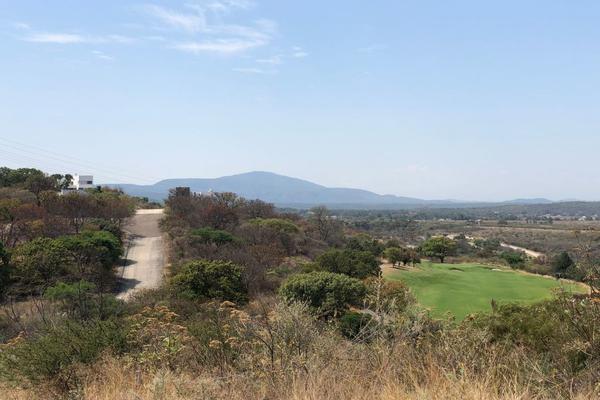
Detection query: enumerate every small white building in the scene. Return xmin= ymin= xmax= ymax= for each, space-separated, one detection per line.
xmin=71 ymin=174 xmax=94 ymax=190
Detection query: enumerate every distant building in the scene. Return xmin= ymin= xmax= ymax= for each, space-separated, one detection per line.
xmin=61 ymin=174 xmax=94 ymax=195
xmin=71 ymin=174 xmax=94 ymax=190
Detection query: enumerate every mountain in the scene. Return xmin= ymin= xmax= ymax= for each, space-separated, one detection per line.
xmin=109 ymin=171 xmax=430 ymax=206
xmin=106 ymin=171 xmax=555 ymax=209
xmin=500 ymin=198 xmax=554 ymax=205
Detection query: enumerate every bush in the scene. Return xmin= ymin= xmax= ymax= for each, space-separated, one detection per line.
xmin=10 ymin=238 xmax=72 ymax=292
xmin=339 ymin=311 xmax=374 ymax=340
xmin=279 ymin=271 xmax=366 ymax=318
xmin=170 ymin=259 xmax=248 ymax=303
xmin=345 ymin=234 xmax=385 ymax=257
xmin=316 ymin=249 xmax=380 ymax=279
xmin=248 ymin=218 xmax=299 ymax=234
xmin=190 ymin=227 xmax=238 ymax=246
xmin=364 ymin=277 xmax=415 ymax=314
xmin=552 ymin=251 xmax=575 ymax=277
xmin=0 ymin=319 xmax=127 ymax=390
xmin=88 ymin=218 xmax=124 ymax=242
xmin=500 ymin=251 xmax=526 ymax=269
xmin=44 ymin=280 xmax=123 ymax=320
xmin=58 ymin=230 xmax=123 ymax=268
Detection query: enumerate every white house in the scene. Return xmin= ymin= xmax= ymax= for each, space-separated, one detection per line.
xmin=72 ymin=174 xmax=94 ymax=190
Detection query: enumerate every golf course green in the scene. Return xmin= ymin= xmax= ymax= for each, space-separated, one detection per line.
xmin=384 ymin=262 xmax=587 ymax=320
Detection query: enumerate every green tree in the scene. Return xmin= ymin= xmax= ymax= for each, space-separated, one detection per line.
xmin=316 ymin=249 xmax=380 ymax=279
xmin=345 ymin=234 xmax=385 ymax=257
xmin=24 ymin=173 xmax=57 ymax=204
xmin=190 ymin=227 xmax=238 ymax=246
xmin=279 ymin=271 xmax=366 ymax=318
xmin=500 ymin=251 xmax=526 ymax=269
xmin=552 ymin=251 xmax=574 ymax=276
xmin=420 ymin=236 xmax=457 ymax=263
xmin=58 ymin=230 xmax=122 ymax=269
xmin=11 ymin=238 xmax=72 ymax=292
xmin=170 ymin=259 xmax=247 ymax=303
xmin=384 ymin=246 xmax=419 ymax=267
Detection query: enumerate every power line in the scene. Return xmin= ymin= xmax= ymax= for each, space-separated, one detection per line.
xmin=0 ymin=146 xmax=154 ymax=184
xmin=0 ymin=136 xmax=158 ymax=183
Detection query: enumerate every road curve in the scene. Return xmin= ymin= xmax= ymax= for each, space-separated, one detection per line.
xmin=117 ymin=209 xmax=165 ymax=300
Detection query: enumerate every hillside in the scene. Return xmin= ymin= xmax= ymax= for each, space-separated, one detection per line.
xmin=108 ymin=171 xmax=552 ymax=208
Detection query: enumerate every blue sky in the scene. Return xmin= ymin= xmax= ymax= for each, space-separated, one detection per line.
xmin=2 ymin=1 xmax=600 ymax=201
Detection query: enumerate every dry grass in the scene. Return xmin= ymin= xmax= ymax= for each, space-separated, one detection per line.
xmin=3 ymin=355 xmax=591 ymax=400
xmin=3 ymin=337 xmax=596 ymax=400
xmin=2 ymin=298 xmax=598 ymax=400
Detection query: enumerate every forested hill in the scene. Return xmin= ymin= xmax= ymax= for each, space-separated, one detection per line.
xmin=108 ymin=171 xmax=553 ymax=208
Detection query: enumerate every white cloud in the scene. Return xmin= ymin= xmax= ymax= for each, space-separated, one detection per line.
xmin=358 ymin=44 xmax=388 ymax=53
xmin=23 ymin=31 xmax=135 ymax=45
xmin=106 ymin=34 xmax=136 ymax=44
xmin=256 ymin=55 xmax=282 ymax=64
xmin=232 ymin=67 xmax=275 ymax=74
xmin=404 ymin=164 xmax=430 ymax=174
xmin=12 ymin=22 xmax=30 ymax=30
xmin=144 ymin=3 xmax=275 ymax=54
xmin=291 ymin=46 xmax=308 ymax=58
xmin=204 ymin=0 xmax=255 ymax=13
xmin=174 ymin=38 xmax=264 ymax=54
xmin=92 ymin=50 xmax=114 ymax=61
xmin=143 ymin=4 xmax=206 ymax=33
xmin=24 ymin=33 xmax=86 ymax=44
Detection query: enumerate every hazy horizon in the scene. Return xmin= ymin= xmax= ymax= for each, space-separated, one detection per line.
xmin=3 ymin=1 xmax=600 ymax=201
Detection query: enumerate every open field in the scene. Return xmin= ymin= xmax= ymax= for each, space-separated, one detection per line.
xmin=384 ymin=262 xmax=588 ymax=320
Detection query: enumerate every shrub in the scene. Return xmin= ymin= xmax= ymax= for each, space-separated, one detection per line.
xmin=126 ymin=305 xmax=195 ymax=370
xmin=345 ymin=234 xmax=385 ymax=256
xmin=339 ymin=311 xmax=374 ymax=340
xmin=279 ymin=271 xmax=366 ymax=317
xmin=58 ymin=230 xmax=123 ymax=268
xmin=316 ymin=249 xmax=380 ymax=279
xmin=552 ymin=251 xmax=575 ymax=277
xmin=45 ymin=280 xmax=96 ymax=317
xmin=248 ymin=218 xmax=299 ymax=234
xmin=500 ymin=251 xmax=526 ymax=269
xmin=88 ymin=218 xmax=124 ymax=242
xmin=190 ymin=227 xmax=238 ymax=246
xmin=10 ymin=237 xmax=72 ymax=292
xmin=0 ymin=319 xmax=127 ymax=390
xmin=364 ymin=277 xmax=415 ymax=315
xmin=170 ymin=259 xmax=248 ymax=303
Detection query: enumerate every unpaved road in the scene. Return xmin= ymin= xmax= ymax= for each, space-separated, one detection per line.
xmin=500 ymin=243 xmax=543 ymax=258
xmin=448 ymin=234 xmax=544 ymax=258
xmin=117 ymin=209 xmax=165 ymax=300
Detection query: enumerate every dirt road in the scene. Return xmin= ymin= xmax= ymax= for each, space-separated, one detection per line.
xmin=448 ymin=234 xmax=544 ymax=258
xmin=500 ymin=243 xmax=543 ymax=258
xmin=117 ymin=209 xmax=165 ymax=300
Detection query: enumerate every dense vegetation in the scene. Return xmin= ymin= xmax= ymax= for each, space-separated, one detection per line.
xmin=1 ymin=170 xmax=600 ymax=399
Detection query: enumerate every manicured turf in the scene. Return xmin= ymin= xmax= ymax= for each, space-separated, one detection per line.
xmin=384 ymin=262 xmax=587 ymax=320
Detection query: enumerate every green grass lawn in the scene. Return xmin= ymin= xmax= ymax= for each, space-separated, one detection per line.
xmin=384 ymin=262 xmax=587 ymax=320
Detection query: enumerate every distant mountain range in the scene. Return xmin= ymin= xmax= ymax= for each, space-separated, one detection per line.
xmin=106 ymin=171 xmax=555 ymax=209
